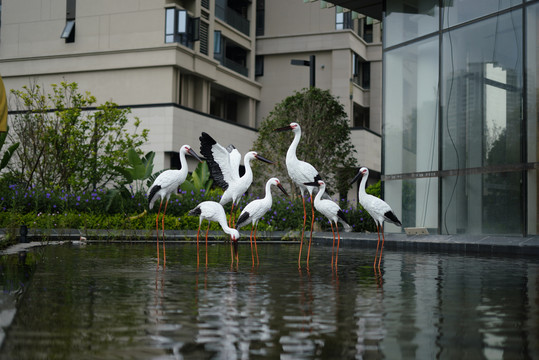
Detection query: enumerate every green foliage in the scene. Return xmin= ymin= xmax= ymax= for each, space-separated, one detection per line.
xmin=115 ymin=148 xmax=155 ymax=193
xmin=251 ymin=87 xmax=359 ymax=197
xmin=0 ymin=126 xmax=19 ymax=171
xmin=180 ymin=161 xmax=214 ymax=195
xmin=7 ymin=81 xmax=149 ymax=192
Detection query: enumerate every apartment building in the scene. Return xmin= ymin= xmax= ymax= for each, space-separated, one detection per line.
xmin=0 ymin=0 xmax=382 ymax=188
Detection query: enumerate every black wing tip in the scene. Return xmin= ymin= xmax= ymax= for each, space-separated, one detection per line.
xmin=314 ymin=174 xmax=323 ymax=182
xmin=236 ymin=212 xmax=250 ymax=229
xmin=188 ymin=206 xmax=202 ymax=217
xmin=337 ymin=209 xmax=348 ymax=224
xmin=148 ymin=185 xmax=161 ymax=206
xmin=385 ymin=210 xmax=402 ymax=226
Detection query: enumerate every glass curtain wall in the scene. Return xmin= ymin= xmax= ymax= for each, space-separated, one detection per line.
xmin=527 ymin=3 xmax=539 ymax=234
xmin=384 ymin=0 xmax=531 ymax=235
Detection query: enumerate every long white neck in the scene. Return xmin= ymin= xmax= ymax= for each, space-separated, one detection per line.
xmin=179 ymin=150 xmax=188 ymax=177
xmin=314 ymin=183 xmax=325 ymax=204
xmin=286 ymin=129 xmax=301 ymax=163
xmin=263 ymin=181 xmax=274 ymax=202
xmin=218 ymin=216 xmax=235 ymax=235
xmin=359 ymin=172 xmax=368 ymax=198
xmin=242 ymin=154 xmax=254 ymax=183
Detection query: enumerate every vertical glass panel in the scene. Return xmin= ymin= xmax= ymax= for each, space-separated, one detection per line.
xmin=165 ymin=8 xmax=175 ymax=43
xmin=385 ymin=178 xmax=439 ymax=231
xmin=385 ymin=0 xmax=439 ymax=48
xmin=442 ymin=0 xmax=521 ymax=28
xmin=527 ymin=3 xmax=539 ymax=234
xmin=441 ymin=173 xmax=522 ymax=234
xmin=178 ymin=10 xmax=187 ymax=33
xmin=385 ymin=36 xmax=439 ymax=174
xmin=384 ymin=37 xmax=439 ymax=231
xmin=441 ymin=10 xmax=523 ymax=234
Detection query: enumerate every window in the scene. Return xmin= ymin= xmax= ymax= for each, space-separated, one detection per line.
xmin=336 ymin=10 xmax=352 ymax=30
xmin=214 ymin=31 xmax=222 ymax=55
xmin=164 ymin=8 xmax=199 ymax=48
xmin=255 ymin=55 xmax=264 ymax=76
xmin=352 ymin=53 xmax=370 ymax=89
xmin=61 ymin=0 xmax=76 ymax=43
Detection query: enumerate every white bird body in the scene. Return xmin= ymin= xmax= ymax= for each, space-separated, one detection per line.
xmin=305 ymin=179 xmax=350 ymax=268
xmin=200 ymin=132 xmax=273 ymax=226
xmin=355 ymin=168 xmax=401 ymax=228
xmin=147 ymin=145 xmax=202 ymax=267
xmin=274 ymin=122 xmax=322 ymax=267
xmin=310 ymin=180 xmax=351 ymax=232
xmin=237 ymin=177 xmax=288 ymax=229
xmin=188 ymin=200 xmax=241 ymax=267
xmin=236 ymin=177 xmax=288 ymax=265
xmin=350 ymin=167 xmax=401 ymax=269
xmin=188 ymin=201 xmax=240 ymax=240
xmin=148 ymin=146 xmax=200 ymax=209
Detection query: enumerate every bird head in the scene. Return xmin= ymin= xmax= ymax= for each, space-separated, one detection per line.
xmin=273 ymin=122 xmax=300 ymax=133
xmin=230 ymin=229 xmax=240 ymax=242
xmin=181 ymin=145 xmax=203 ymax=163
xmin=304 ymin=180 xmax=324 ymax=187
xmin=350 ymin=167 xmax=368 ymax=185
xmin=270 ymin=177 xmax=289 ymax=196
xmin=248 ymin=151 xmax=274 ymax=164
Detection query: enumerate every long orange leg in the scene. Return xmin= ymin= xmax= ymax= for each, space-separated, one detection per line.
xmin=205 ymin=223 xmax=210 ymax=268
xmin=377 ymin=225 xmax=385 ymax=270
xmin=196 ymin=224 xmax=201 ymax=268
xmin=229 ymin=203 xmax=235 ymax=227
xmin=298 ymin=196 xmax=307 ymax=268
xmin=253 ymin=225 xmax=259 ymax=265
xmin=249 ymin=225 xmax=255 ymax=266
xmin=373 ymin=225 xmax=381 ymax=269
xmin=155 ymin=200 xmax=163 ymax=267
xmin=330 ymin=222 xmax=335 ymax=268
xmin=161 ymin=200 xmax=169 ymax=267
xmin=335 ymin=223 xmax=341 ymax=268
xmin=306 ymin=194 xmax=314 ymax=267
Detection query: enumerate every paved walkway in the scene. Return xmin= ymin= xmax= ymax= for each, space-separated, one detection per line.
xmin=2 ymin=228 xmax=538 ymax=256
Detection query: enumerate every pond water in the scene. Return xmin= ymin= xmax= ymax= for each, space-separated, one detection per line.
xmin=0 ymin=242 xmax=537 ymax=359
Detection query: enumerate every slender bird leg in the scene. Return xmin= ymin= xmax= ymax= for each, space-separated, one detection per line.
xmin=298 ymin=196 xmax=307 ymax=268
xmin=229 ymin=203 xmax=235 ymax=227
xmin=306 ymin=194 xmax=315 ymax=267
xmin=156 ymin=200 xmax=163 ymax=268
xmin=250 ymin=226 xmax=255 ymax=267
xmin=196 ymin=224 xmax=201 ymax=268
xmin=377 ymin=225 xmax=385 ymax=270
xmin=374 ymin=225 xmax=381 ymax=269
xmin=205 ymin=223 xmax=210 ymax=268
xmin=161 ymin=200 xmax=169 ymax=267
xmin=230 ymin=240 xmax=234 ymax=268
xmin=330 ymin=222 xmax=335 ymax=268
xmin=335 ymin=224 xmax=341 ymax=269
xmin=253 ymin=225 xmax=259 ymax=265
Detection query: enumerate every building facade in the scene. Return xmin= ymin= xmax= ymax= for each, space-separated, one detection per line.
xmin=377 ymin=0 xmax=538 ymax=235
xmin=0 ymin=0 xmax=382 ymax=192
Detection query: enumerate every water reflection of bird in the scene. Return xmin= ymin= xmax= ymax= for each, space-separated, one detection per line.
xmin=273 ymin=122 xmax=321 ymax=269
xmin=304 ymin=179 xmax=351 ymax=269
xmin=188 ymin=201 xmax=241 ymax=268
xmin=200 ymin=132 xmax=274 ymax=227
xmin=236 ymin=177 xmax=288 ymax=266
xmin=350 ymin=167 xmax=402 ymax=269
xmin=148 ymin=145 xmax=202 ymax=268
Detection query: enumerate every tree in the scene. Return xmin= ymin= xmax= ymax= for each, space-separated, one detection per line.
xmin=252 ymin=87 xmax=359 ymax=197
xmin=8 ymin=81 xmax=149 ymax=192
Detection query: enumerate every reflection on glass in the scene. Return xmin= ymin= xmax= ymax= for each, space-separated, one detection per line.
xmin=385 ymin=0 xmax=439 ymax=48
xmin=526 ymin=3 xmax=539 ymax=234
xmin=442 ymin=0 xmax=521 ymax=28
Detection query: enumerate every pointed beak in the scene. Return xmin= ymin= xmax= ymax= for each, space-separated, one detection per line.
xmin=277 ymin=183 xmax=288 ymax=196
xmin=188 ymin=148 xmax=203 ymax=163
xmin=350 ymin=171 xmax=362 ymax=185
xmin=304 ymin=181 xmax=320 ymax=187
xmin=273 ymin=125 xmax=292 ymax=132
xmin=255 ymin=154 xmax=274 ymax=164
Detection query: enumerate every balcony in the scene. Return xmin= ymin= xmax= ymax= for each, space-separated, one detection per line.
xmin=215 ymin=0 xmax=250 ymax=36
